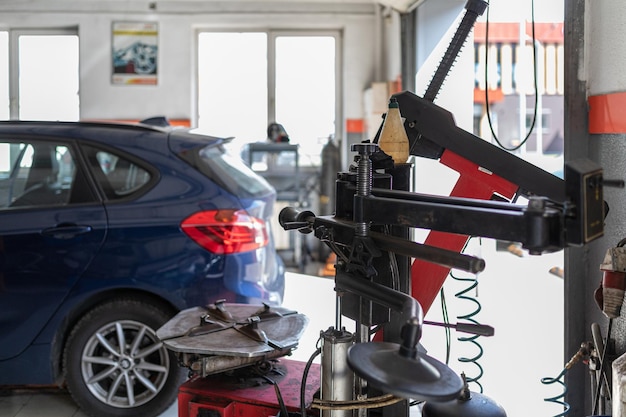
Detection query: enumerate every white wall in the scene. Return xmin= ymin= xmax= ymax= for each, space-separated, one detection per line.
xmin=0 ymin=1 xmax=378 ymax=140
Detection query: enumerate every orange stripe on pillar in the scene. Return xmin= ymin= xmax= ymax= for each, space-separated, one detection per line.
xmin=346 ymin=118 xmax=365 ymax=133
xmin=589 ymin=92 xmax=626 ymax=134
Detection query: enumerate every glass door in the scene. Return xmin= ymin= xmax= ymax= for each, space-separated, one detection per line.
xmin=197 ymin=30 xmax=339 ymax=166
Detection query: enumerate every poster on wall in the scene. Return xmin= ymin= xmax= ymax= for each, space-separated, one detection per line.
xmin=112 ymin=22 xmax=158 ymax=85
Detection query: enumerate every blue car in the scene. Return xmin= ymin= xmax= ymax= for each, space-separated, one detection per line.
xmin=0 ymin=120 xmax=285 ymax=417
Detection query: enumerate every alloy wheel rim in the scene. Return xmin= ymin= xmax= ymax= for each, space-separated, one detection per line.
xmin=80 ymin=319 xmax=170 ymax=408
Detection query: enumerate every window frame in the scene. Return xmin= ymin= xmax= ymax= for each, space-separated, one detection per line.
xmin=193 ymin=28 xmax=343 ymax=167
xmin=0 ymin=137 xmax=97 ymax=210
xmin=79 ymin=142 xmax=160 ymax=203
xmin=7 ymin=27 xmax=79 ymax=120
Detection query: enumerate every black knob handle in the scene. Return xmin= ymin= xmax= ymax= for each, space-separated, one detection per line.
xmin=278 ymin=207 xmax=315 ymax=233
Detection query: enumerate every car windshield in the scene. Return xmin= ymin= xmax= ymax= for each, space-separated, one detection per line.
xmin=196 ymin=144 xmax=275 ymax=199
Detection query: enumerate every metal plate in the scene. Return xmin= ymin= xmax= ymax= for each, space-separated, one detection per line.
xmin=347 ymin=341 xmax=463 ymax=402
xmin=157 ymin=303 xmax=309 ymax=357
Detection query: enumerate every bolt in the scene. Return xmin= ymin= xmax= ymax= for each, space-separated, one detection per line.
xmin=351 ymin=142 xmax=379 ymax=156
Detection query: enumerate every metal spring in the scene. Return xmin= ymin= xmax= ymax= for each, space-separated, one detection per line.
xmin=541 ymin=369 xmax=570 ymax=417
xmin=453 ymin=269 xmax=485 ymax=392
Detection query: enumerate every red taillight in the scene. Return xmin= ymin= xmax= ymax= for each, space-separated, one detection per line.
xmin=181 ymin=209 xmax=269 ymax=255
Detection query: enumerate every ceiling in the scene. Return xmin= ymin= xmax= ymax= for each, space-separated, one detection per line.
xmin=0 ymin=0 xmax=427 ymax=16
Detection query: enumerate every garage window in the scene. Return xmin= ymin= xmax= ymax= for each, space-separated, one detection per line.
xmin=2 ymin=28 xmax=79 ymax=121
xmin=197 ymin=30 xmax=339 ymax=167
xmin=0 ymin=32 xmax=8 ymax=119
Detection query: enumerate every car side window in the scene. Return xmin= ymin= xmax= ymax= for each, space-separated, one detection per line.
xmin=0 ymin=141 xmax=80 ymax=209
xmin=82 ymin=145 xmax=152 ymax=200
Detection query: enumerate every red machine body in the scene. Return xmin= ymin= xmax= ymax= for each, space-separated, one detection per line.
xmin=178 ymin=359 xmax=320 ymax=417
xmin=411 ymin=150 xmax=518 ymax=314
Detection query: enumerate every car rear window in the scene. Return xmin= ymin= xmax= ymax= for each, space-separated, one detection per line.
xmin=193 ymin=144 xmax=274 ymax=199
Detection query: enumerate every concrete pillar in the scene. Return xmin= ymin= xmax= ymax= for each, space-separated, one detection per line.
xmin=587 ymin=0 xmax=626 ymax=367
xmin=566 ymin=0 xmax=626 ymax=415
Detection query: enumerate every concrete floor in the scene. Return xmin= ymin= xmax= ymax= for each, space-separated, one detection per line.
xmin=0 ymin=387 xmax=177 ymax=417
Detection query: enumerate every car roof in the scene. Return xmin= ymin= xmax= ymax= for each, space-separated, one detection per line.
xmin=0 ymin=120 xmax=170 ymax=136
xmin=0 ymin=120 xmax=229 ymax=157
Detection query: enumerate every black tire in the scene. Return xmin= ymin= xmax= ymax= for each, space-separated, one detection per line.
xmin=63 ymin=298 xmax=185 ymax=417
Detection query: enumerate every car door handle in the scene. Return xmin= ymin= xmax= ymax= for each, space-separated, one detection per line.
xmin=41 ymin=224 xmax=93 ymax=239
